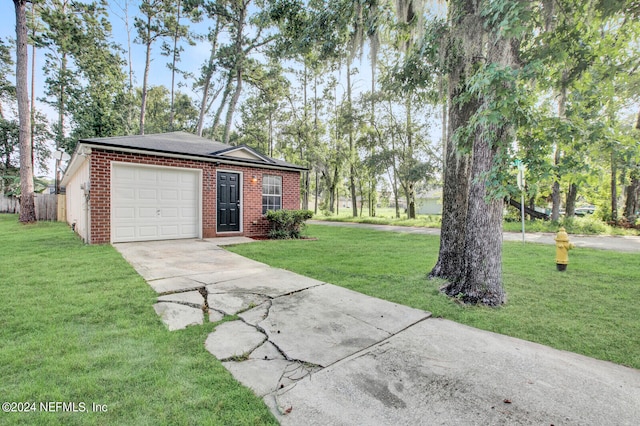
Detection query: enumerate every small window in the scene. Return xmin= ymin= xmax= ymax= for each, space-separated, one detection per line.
xmin=262 ymin=175 xmax=282 ymax=214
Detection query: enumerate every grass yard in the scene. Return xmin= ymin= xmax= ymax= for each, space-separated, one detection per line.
xmin=228 ymin=224 xmax=640 ymax=370
xmin=0 ymin=215 xmax=276 ymax=426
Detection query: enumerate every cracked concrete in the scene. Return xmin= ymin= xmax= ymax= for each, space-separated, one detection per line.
xmin=115 ymin=238 xmax=640 ymax=425
xmin=152 ymin=302 xmax=203 ymax=331
xmin=258 ymin=284 xmax=429 ymax=367
xmin=205 ymin=321 xmax=266 ymax=360
xmin=157 ymin=290 xmax=205 ymax=307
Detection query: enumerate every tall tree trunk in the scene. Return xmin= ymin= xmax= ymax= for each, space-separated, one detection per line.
xmin=389 ymin=170 xmax=400 ymax=217
xmin=450 ymin=32 xmax=516 ymax=306
xmin=369 ymin=54 xmax=377 ymax=217
xmin=168 ymin=0 xmax=181 ymax=131
xmin=406 ymin=96 xmax=416 ymax=219
xmin=139 ymin=19 xmax=152 ymax=135
xmin=565 ymin=183 xmax=578 ymax=217
xmin=314 ymin=171 xmax=319 ymax=214
xmin=212 ymin=70 xmax=234 ymax=138
xmin=435 ymin=1 xmax=518 ymax=306
xmin=429 ymin=0 xmax=479 ymax=281
xmin=358 ymin=178 xmax=364 ymax=217
xmin=551 ymin=80 xmax=567 ymax=221
xmin=223 ymin=5 xmax=246 ymax=145
xmin=441 ymin=77 xmax=448 ymax=177
xmin=388 ymin=120 xmax=401 ymax=219
xmin=120 ymin=0 xmax=134 ymax=134
xmin=346 ymin=59 xmax=357 ymax=217
xmin=447 ymin=125 xmax=504 ymax=305
xmin=624 ymin=171 xmax=639 ymax=223
xmin=126 ymin=2 xmax=134 ymax=133
xmin=304 ymin=170 xmax=310 ymax=210
xmin=551 ymin=179 xmax=561 ymax=220
xmin=299 ymin=144 xmax=308 ymax=209
xmin=329 ymin=166 xmax=338 ymax=213
xmin=14 ymin=0 xmax=35 ymax=222
xmin=302 ymin=62 xmax=309 ymax=210
xmin=611 ymin=150 xmax=618 ymax=222
xmin=29 ymin=1 xmax=36 ymax=171
xmin=528 ymin=193 xmax=536 ymax=220
xmin=57 ymin=52 xmax=66 ymax=151
xmin=223 ymin=70 xmax=241 ymax=145
xmin=392 ymin=171 xmax=400 ymax=218
xmin=196 ymin=74 xmax=212 ymax=136
xmin=314 ymin=74 xmax=320 ymax=215
xmin=197 ymin=19 xmax=220 ymax=137
xmin=329 ymin=185 xmax=335 ymax=213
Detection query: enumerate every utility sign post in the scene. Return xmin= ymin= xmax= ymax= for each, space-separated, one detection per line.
xmin=514 ymin=160 xmax=526 ymax=244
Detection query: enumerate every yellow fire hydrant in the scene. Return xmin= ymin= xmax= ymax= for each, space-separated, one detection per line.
xmin=555 ymin=227 xmax=575 ymax=271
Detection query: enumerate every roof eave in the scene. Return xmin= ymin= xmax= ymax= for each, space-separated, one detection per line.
xmin=83 ymin=142 xmax=308 ymax=172
xmin=60 ymin=144 xmax=91 ymax=187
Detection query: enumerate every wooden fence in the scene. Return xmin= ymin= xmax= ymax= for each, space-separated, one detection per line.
xmin=0 ymin=194 xmax=61 ymax=221
xmin=0 ymin=196 xmax=19 ymax=213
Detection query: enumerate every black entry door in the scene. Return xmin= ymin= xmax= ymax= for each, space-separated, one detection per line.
xmin=217 ymin=172 xmax=240 ymax=232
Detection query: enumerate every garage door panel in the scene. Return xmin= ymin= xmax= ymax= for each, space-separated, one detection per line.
xmin=181 ymin=223 xmax=197 ymax=232
xmin=114 ymin=167 xmax=135 ymax=181
xmin=114 ymin=207 xmax=135 ymax=219
xmin=181 ymin=174 xmax=196 ymax=185
xmin=138 ymin=207 xmax=158 ymax=219
xmin=112 ymin=164 xmax=200 ymax=243
xmin=162 ymin=208 xmax=179 ymax=218
xmin=114 ymin=227 xmax=135 ymax=239
xmin=138 ymin=189 xmax=158 ymax=200
xmin=160 ymin=171 xmax=179 ymax=183
xmin=181 ymin=207 xmax=196 ymax=217
xmin=138 ymin=169 xmax=157 ymax=181
xmin=181 ymin=190 xmax=196 ymax=201
xmin=178 ymin=225 xmax=197 ymax=237
xmin=138 ymin=226 xmax=159 ymax=237
xmin=160 ymin=189 xmax=179 ymax=201
xmin=159 ymin=225 xmax=180 ymax=237
xmin=114 ymin=187 xmax=135 ymax=200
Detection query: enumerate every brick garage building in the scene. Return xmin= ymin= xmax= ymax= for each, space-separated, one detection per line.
xmin=60 ymin=132 xmax=305 ymax=244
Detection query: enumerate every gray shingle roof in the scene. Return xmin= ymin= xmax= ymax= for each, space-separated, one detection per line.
xmin=79 ymin=131 xmax=305 ymax=171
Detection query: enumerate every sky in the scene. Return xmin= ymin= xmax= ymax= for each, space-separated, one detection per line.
xmin=1 ymin=1 xmax=214 ymax=116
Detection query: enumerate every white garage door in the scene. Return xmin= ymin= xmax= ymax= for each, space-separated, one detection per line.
xmin=111 ymin=164 xmax=200 ymax=243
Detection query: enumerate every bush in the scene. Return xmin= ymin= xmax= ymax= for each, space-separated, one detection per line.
xmin=265 ymin=209 xmax=314 ymax=239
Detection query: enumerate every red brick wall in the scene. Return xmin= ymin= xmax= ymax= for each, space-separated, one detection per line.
xmin=88 ymin=149 xmax=301 ymax=244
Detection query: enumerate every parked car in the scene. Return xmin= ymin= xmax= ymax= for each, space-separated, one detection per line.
xmin=574 ymin=206 xmax=596 ymax=216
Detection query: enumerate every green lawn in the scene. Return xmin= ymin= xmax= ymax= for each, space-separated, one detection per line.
xmin=228 ymin=224 xmax=640 ymax=370
xmin=0 ymin=215 xmax=276 ymax=426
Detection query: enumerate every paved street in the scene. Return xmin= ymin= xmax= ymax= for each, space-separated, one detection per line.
xmin=309 ymin=220 xmax=640 ymax=252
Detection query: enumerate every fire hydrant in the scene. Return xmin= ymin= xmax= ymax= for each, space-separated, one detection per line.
xmin=555 ymin=227 xmax=574 ymax=271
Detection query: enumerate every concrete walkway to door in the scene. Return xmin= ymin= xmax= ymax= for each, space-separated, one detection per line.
xmin=115 ymin=239 xmax=640 ymax=425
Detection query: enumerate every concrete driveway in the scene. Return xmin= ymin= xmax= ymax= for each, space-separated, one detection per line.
xmin=115 ymin=239 xmax=640 ymax=425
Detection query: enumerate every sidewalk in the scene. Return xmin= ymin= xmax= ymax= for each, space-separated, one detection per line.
xmin=308 ymin=220 xmax=640 ymax=253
